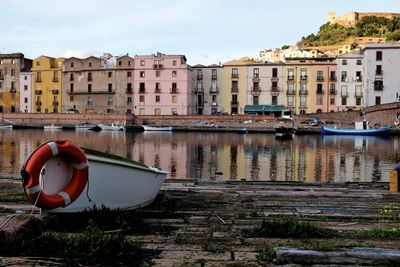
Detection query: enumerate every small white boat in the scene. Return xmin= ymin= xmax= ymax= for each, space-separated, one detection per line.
xmin=21 ymin=140 xmax=167 ymax=213
xmin=98 ymin=123 xmax=125 ymax=131
xmin=274 ymin=118 xmax=296 ymax=139
xmin=142 ymin=125 xmax=172 ymax=131
xmin=44 ymin=124 xmax=63 ymax=130
xmin=0 ymin=124 xmax=13 ymax=129
xmin=75 ymin=122 xmax=97 ymax=130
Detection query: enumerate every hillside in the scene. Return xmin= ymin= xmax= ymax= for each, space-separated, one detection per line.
xmin=299 ymin=16 xmax=400 ymax=47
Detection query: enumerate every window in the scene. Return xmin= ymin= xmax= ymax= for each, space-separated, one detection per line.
xmin=300 ymin=96 xmax=306 ymax=106
xmin=173 ymin=60 xmax=177 ymax=66
xmin=156 ymin=95 xmax=160 ymax=102
xmin=107 ymin=96 xmax=113 ymax=106
xmin=36 ymin=71 xmax=41 ymax=82
xmin=118 ymin=61 xmax=122 ymax=66
xmin=232 ymin=68 xmax=238 ymax=78
xmin=140 ymin=60 xmax=145 ymax=66
xmin=24 ymin=76 xmax=27 ymax=80
xmin=341 ymin=97 xmax=347 ymax=105
xmin=127 ymin=83 xmax=132 ymax=93
xmin=108 ymin=83 xmax=112 ymax=92
xmin=139 ymin=83 xmax=145 ymax=93
xmin=341 ymin=85 xmax=347 ymax=97
xmin=356 ymin=59 xmax=362 ymax=65
xmin=89 ymin=62 xmax=92 ymax=67
xmin=376 ymin=51 xmax=382 ymax=61
xmin=212 ymin=69 xmax=217 ymax=79
xmin=376 ymin=65 xmax=382 ymax=75
xmin=108 ymin=72 xmax=112 ymax=78
xmin=300 ymin=83 xmax=306 ymax=94
xmin=300 ymin=69 xmax=307 ymax=79
xmin=127 ymin=71 xmax=132 ymax=78
xmin=140 ymin=95 xmax=144 ymax=103
xmin=24 ymin=97 xmax=28 ymax=103
xmin=172 ymin=95 xmax=177 ymax=103
xmin=70 ymin=96 xmax=74 ymax=101
xmin=36 ymin=61 xmax=40 ymax=66
xmin=88 ymin=72 xmax=92 ymax=81
xmin=317 ymin=84 xmax=323 ymax=94
xmin=288 ymin=69 xmax=294 ymax=79
xmin=0 ymin=82 xmax=2 ymax=90
xmin=155 ymin=70 xmax=160 ymax=77
xmin=155 ymin=82 xmax=161 ymax=93
xmin=128 ymin=61 xmax=131 ymax=66
xmin=87 ymin=97 xmax=93 ymax=106
xmin=317 ymin=71 xmax=323 ymax=81
xmin=53 ymin=71 xmax=58 ymax=82
xmin=127 ymin=96 xmax=132 ymax=105
xmin=287 ymin=96 xmax=294 ymax=106
xmin=288 ymin=83 xmax=294 ymax=94
xmin=70 ymin=83 xmax=74 ymax=93
xmin=88 ymin=84 xmax=92 ymax=92
xmin=317 ymin=95 xmax=323 ymax=105
xmin=70 ymin=62 xmax=74 ymax=68
xmin=253 ymin=68 xmax=259 ymax=77
xmin=356 ymin=71 xmax=362 ymax=81
xmin=272 ymin=68 xmax=278 ymax=77
xmin=231 ymin=80 xmax=238 ymax=92
xmin=70 ymin=73 xmax=74 ymax=81
xmin=330 ymin=97 xmax=335 ymax=105
xmin=342 ymin=59 xmax=347 ymax=65
xmin=172 ymin=70 xmax=177 ymax=77
xmin=11 ymin=69 xmax=15 ymax=76
xmin=356 ymin=97 xmax=362 ymax=106
xmin=341 ymin=71 xmax=347 ymax=82
xmin=140 ymin=71 xmax=145 ymax=78
xmin=253 ymin=95 xmax=259 ymax=105
xmin=375 ymin=96 xmax=381 ymax=105
xmin=24 ymin=85 xmax=28 ymax=91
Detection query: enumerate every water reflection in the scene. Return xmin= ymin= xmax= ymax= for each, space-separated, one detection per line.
xmin=0 ymin=129 xmax=399 ymax=183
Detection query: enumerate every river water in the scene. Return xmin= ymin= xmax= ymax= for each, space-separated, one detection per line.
xmin=0 ymin=128 xmax=399 ymax=183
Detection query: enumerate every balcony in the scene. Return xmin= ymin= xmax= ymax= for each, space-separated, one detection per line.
xmin=231 ymin=101 xmax=239 ymax=107
xmin=9 ymin=88 xmax=16 ymax=93
xmin=211 ymin=102 xmax=218 ymax=107
xmin=170 ymin=88 xmax=178 ymax=94
xmin=87 ymin=77 xmax=92 ymax=82
xmin=53 ymin=101 xmax=59 ymax=107
xmin=355 ymin=76 xmax=362 ymax=82
xmin=194 ymin=86 xmax=204 ymax=93
xmin=231 ymin=74 xmax=239 ymax=79
xmin=139 ymin=89 xmax=146 ymax=94
xmin=375 ymin=70 xmax=383 ymax=76
xmin=299 ymin=90 xmax=308 ymax=95
xmin=330 ymin=89 xmax=337 ymax=95
xmin=153 ymin=64 xmax=163 ymax=69
xmin=35 ymin=101 xmax=42 ymax=106
xmin=341 ymin=76 xmax=348 ymax=82
xmin=35 ymin=90 xmax=42 ymax=95
xmin=270 ymin=87 xmax=280 ymax=96
xmin=211 ymin=74 xmax=218 ymax=80
xmin=251 ymin=87 xmax=261 ymax=95
xmin=154 ymin=88 xmax=161 ymax=94
xmin=52 ymin=89 xmax=59 ymax=95
xmin=210 ymin=87 xmax=219 ymax=94
xmin=317 ymin=76 xmax=324 ymax=82
xmin=70 ymin=77 xmax=74 ymax=82
xmin=316 ymin=89 xmax=324 ymax=95
xmin=300 ymin=75 xmax=308 ymax=80
xmin=252 ymin=75 xmax=260 ymax=82
xmin=286 ymin=90 xmax=296 ymax=95
xmin=36 ymin=78 xmax=42 ymax=83
xmin=329 ymin=76 xmax=337 ymax=81
xmin=374 ymin=85 xmax=384 ymax=91
xmin=287 ymin=75 xmax=294 ymax=80
xmin=271 ymin=76 xmax=279 ymax=82
xmin=0 ymin=75 xmax=4 ymax=80
xmin=355 ymin=91 xmax=363 ymax=97
xmin=126 ymin=88 xmax=133 ymax=94
xmin=341 ymin=91 xmax=348 ymax=97
xmin=197 ymin=75 xmax=203 ymax=80
xmin=231 ymin=87 xmax=238 ymax=93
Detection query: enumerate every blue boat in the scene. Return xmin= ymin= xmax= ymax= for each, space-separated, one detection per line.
xmin=321 ymin=125 xmax=391 ymax=136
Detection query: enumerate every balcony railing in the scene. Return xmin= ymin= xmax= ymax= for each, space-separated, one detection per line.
xmin=210 ymin=87 xmax=219 ymax=94
xmin=211 ymin=74 xmax=217 ymax=80
xmin=270 ymin=87 xmax=280 ymax=96
xmin=154 ymin=88 xmax=161 ymax=94
xmin=9 ymin=88 xmax=16 ymax=93
xmin=355 ymin=76 xmax=362 ymax=82
xmin=341 ymin=91 xmax=348 ymax=97
xmin=0 ymin=75 xmax=4 ymax=80
xmin=231 ymin=87 xmax=238 ymax=93
xmin=139 ymin=89 xmax=146 ymax=94
xmin=53 ymin=101 xmax=59 ymax=107
xmin=252 ymin=76 xmax=260 ymax=82
xmin=194 ymin=87 xmax=204 ymax=93
xmin=299 ymin=90 xmax=308 ymax=95
xmin=330 ymin=89 xmax=337 ymax=95
xmin=153 ymin=64 xmax=163 ymax=69
xmin=35 ymin=90 xmax=42 ymax=95
xmin=317 ymin=76 xmax=324 ymax=81
xmin=316 ymin=89 xmax=324 ymax=94
xmin=35 ymin=101 xmax=42 ymax=106
xmin=230 ymin=101 xmax=239 ymax=106
xmin=52 ymin=89 xmax=59 ymax=95
xmin=300 ymin=75 xmax=308 ymax=80
xmin=374 ymin=85 xmax=384 ymax=91
xmin=126 ymin=88 xmax=133 ymax=94
xmin=170 ymin=88 xmax=178 ymax=94
xmin=197 ymin=75 xmax=203 ymax=80
xmin=87 ymin=77 xmax=92 ymax=82
xmin=286 ymin=90 xmax=296 ymax=95
xmin=375 ymin=70 xmax=383 ymax=76
xmin=271 ymin=76 xmax=279 ymax=82
xmin=231 ymin=74 xmax=239 ymax=79
xmin=287 ymin=75 xmax=294 ymax=80
xmin=355 ymin=91 xmax=363 ymax=97
xmin=251 ymin=87 xmax=261 ymax=95
xmin=329 ymin=76 xmax=337 ymax=81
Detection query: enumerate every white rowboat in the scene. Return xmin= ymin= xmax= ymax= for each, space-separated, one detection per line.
xmin=142 ymin=125 xmax=172 ymax=131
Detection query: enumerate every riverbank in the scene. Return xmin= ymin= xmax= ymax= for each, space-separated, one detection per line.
xmin=2 ymin=177 xmax=400 ymax=266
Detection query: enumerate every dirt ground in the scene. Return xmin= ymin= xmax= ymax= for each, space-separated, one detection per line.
xmin=2 ymin=178 xmax=400 ymax=266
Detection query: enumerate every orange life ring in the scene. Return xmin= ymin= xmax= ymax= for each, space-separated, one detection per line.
xmin=21 ymin=140 xmax=89 ymax=210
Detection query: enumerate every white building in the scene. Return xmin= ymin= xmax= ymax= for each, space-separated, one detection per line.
xmin=19 ymin=71 xmax=32 ymax=112
xmin=336 ymin=51 xmax=364 ymax=111
xmin=363 ymin=43 xmax=400 ymax=106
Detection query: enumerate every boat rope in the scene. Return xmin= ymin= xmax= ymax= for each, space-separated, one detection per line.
xmin=30 ymin=168 xmax=45 ymax=215
xmin=0 ymin=214 xmax=15 ymax=230
xmin=85 ymin=173 xmax=92 ymax=202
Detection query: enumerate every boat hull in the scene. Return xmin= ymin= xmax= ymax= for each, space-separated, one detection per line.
xmin=43 ymin=150 xmax=166 ymax=213
xmin=98 ymin=123 xmax=125 ymax=131
xmin=321 ymin=125 xmax=391 ymax=136
xmin=142 ymin=125 xmax=172 ymax=131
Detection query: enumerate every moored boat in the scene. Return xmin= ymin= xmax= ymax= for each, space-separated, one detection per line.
xmin=44 ymin=124 xmax=63 ymax=130
xmin=0 ymin=124 xmax=13 ymax=129
xmin=237 ymin=128 xmax=248 ymax=134
xmin=21 ymin=140 xmax=167 ymax=213
xmin=274 ymin=118 xmax=296 ymax=139
xmin=142 ymin=125 xmax=172 ymax=131
xmin=321 ymin=125 xmax=391 ymax=136
xmin=75 ymin=122 xmax=97 ymax=130
xmin=98 ymin=123 xmax=125 ymax=131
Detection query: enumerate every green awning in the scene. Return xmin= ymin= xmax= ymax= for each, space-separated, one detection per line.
xmin=244 ymin=105 xmax=284 ymax=113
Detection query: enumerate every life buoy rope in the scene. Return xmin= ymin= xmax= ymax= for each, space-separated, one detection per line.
xmin=21 ymin=140 xmax=89 ymax=210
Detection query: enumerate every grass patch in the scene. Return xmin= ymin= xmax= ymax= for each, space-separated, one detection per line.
xmin=202 ymin=242 xmax=226 ymax=253
xmin=256 ymin=245 xmax=276 ymax=263
xmin=0 ymin=222 xmax=149 ymax=266
xmin=0 ymin=193 xmax=28 ymax=203
xmin=242 ymin=216 xmax=339 ymax=239
xmin=350 ymin=227 xmax=400 ymax=239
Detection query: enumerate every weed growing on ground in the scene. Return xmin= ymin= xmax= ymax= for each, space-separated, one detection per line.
xmin=0 ymin=193 xmax=28 ymax=203
xmin=256 ymin=245 xmax=276 ymax=263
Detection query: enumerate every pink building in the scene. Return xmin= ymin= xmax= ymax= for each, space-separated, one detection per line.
xmin=133 ymin=52 xmax=192 ymax=115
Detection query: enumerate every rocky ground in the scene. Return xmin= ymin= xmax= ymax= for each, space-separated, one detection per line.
xmin=2 ymin=178 xmax=400 ymax=266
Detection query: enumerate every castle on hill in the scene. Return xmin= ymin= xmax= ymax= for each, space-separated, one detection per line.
xmin=328 ymin=11 xmax=400 ymax=27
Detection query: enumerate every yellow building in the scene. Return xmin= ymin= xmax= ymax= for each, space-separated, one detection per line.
xmin=32 ymin=56 xmax=64 ymax=113
xmin=222 ymin=58 xmax=254 ymax=114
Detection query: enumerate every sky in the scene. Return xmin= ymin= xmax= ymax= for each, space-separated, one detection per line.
xmin=1 ymin=0 xmax=399 ymax=65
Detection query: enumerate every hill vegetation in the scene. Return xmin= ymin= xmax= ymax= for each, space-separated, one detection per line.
xmin=299 ymin=16 xmax=400 ymax=47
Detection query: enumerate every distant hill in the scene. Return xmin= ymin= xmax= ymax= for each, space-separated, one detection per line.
xmin=298 ymin=16 xmax=400 ymax=48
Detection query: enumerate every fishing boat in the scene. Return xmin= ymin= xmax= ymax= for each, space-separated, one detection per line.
xmin=98 ymin=123 xmax=125 ymax=131
xmin=237 ymin=128 xmax=248 ymax=134
xmin=44 ymin=124 xmax=63 ymax=130
xmin=21 ymin=140 xmax=167 ymax=213
xmin=321 ymin=124 xmax=391 ymax=136
xmin=274 ymin=117 xmax=296 ymax=139
xmin=0 ymin=124 xmax=13 ymax=129
xmin=142 ymin=125 xmax=172 ymax=131
xmin=75 ymin=122 xmax=97 ymax=131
